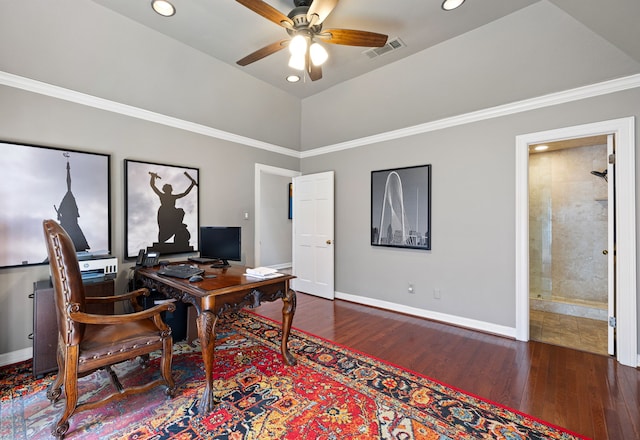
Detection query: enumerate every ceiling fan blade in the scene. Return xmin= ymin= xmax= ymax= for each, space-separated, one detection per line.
xmin=307 ymin=0 xmax=339 ymax=26
xmin=236 ymin=0 xmax=294 ymax=28
xmin=319 ymin=29 xmax=388 ymax=47
xmin=237 ymin=40 xmax=289 ymax=66
xmin=308 ymin=62 xmax=323 ymax=81
xmin=305 ymin=49 xmax=322 ymax=81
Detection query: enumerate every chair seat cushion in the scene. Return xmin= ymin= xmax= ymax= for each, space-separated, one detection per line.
xmin=79 ymin=319 xmax=164 ymax=364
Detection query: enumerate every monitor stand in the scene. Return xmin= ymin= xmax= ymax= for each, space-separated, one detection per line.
xmin=210 ymin=259 xmax=229 ymax=269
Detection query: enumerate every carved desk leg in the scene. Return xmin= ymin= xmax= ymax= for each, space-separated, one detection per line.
xmin=281 ymin=288 xmax=297 ymax=366
xmin=196 ymin=309 xmax=219 ymax=414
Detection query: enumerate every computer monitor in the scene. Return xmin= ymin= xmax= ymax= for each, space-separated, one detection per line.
xmin=199 ymin=226 xmax=241 ymax=268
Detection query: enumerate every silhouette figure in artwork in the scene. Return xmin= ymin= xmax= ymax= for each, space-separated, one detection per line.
xmin=54 ymin=153 xmax=90 ymax=252
xmin=149 ymin=171 xmax=197 ymax=249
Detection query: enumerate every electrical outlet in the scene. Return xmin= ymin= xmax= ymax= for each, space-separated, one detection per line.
xmin=408 ymin=283 xmax=414 ymax=294
xmin=433 ymin=288 xmax=441 ymax=299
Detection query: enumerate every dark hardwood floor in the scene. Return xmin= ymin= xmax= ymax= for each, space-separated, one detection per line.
xmin=253 ymin=292 xmax=639 ymax=440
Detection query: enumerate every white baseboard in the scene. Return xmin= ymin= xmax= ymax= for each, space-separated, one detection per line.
xmin=335 ymin=291 xmax=516 ymax=339
xmin=267 ymin=263 xmax=292 ymax=271
xmin=0 ymin=347 xmax=32 ymax=367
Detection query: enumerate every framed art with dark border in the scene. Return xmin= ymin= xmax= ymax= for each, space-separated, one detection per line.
xmin=0 ymin=141 xmax=111 ymax=268
xmin=371 ymin=164 xmax=431 ymax=250
xmin=124 ymin=159 xmax=199 ymax=259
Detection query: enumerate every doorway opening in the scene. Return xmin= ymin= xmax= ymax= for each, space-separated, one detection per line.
xmin=515 ymin=117 xmax=637 ymax=368
xmin=254 ymin=164 xmax=300 ymax=269
xmin=528 ymin=136 xmax=609 ymax=356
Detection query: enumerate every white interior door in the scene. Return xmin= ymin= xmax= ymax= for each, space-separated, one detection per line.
xmin=292 ymin=171 xmax=335 ymax=299
xmin=607 ymin=134 xmax=615 ymax=355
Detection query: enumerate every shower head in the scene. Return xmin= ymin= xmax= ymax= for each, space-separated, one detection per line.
xmin=590 ymin=169 xmax=608 ymax=182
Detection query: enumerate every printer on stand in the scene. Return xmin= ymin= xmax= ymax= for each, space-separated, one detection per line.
xmin=78 ymin=254 xmax=118 ymax=281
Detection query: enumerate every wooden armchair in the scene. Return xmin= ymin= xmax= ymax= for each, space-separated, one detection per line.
xmin=42 ymin=219 xmax=176 ymax=439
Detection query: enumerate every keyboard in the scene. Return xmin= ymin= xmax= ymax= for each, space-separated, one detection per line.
xmin=157 ymin=264 xmax=204 ymax=279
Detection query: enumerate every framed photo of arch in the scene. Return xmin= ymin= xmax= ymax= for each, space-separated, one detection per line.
xmin=371 ymin=164 xmax=431 ymax=250
xmin=124 ymin=159 xmax=199 ymax=259
xmin=0 ymin=141 xmax=111 ymax=268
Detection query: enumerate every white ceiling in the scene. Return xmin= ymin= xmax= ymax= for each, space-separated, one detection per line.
xmin=90 ymin=0 xmax=640 ymax=99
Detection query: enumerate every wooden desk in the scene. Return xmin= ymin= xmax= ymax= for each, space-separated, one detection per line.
xmin=134 ymin=264 xmax=296 ymax=414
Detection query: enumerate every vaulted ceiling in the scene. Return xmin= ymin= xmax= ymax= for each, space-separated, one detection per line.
xmin=91 ymin=0 xmax=640 ymax=99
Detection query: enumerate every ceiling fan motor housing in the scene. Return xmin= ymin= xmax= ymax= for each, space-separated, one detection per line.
xmin=287 ymin=5 xmax=322 ymax=35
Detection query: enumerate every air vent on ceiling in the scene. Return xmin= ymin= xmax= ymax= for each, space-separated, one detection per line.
xmin=363 ymin=37 xmax=405 ymax=59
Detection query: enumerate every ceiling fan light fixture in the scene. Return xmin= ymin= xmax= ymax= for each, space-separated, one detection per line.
xmin=288 ymin=54 xmax=306 ymax=71
xmin=289 ymin=34 xmax=308 ymax=57
xmin=151 ymin=0 xmax=175 ymax=17
xmin=310 ymin=42 xmax=328 ymax=66
xmin=441 ymin=0 xmax=466 ymax=11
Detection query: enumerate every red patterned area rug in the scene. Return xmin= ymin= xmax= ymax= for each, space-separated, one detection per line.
xmin=1 ymin=311 xmax=588 ymax=439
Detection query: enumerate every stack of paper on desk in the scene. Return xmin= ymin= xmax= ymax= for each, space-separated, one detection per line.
xmin=245 ymin=267 xmax=283 ymax=279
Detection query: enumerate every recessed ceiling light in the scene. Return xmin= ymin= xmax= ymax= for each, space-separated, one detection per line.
xmin=534 ymin=145 xmax=549 ymax=151
xmin=286 ymin=75 xmax=300 ymax=83
xmin=151 ymin=0 xmax=175 ymax=17
xmin=442 ymin=0 xmax=466 ymax=11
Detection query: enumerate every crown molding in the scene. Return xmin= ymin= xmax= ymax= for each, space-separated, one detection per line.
xmin=0 ymin=71 xmax=299 ymax=158
xmin=2 ymin=70 xmax=639 ymax=159
xmin=301 ymin=73 xmax=640 ymax=158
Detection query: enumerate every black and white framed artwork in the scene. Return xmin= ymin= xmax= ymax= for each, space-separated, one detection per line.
xmin=371 ymin=164 xmax=431 ymax=250
xmin=0 ymin=141 xmax=111 ymax=268
xmin=124 ymin=159 xmax=199 ymax=259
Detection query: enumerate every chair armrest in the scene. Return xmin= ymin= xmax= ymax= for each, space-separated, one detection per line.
xmin=85 ymin=288 xmax=150 ymax=304
xmin=70 ymin=300 xmax=176 ymax=325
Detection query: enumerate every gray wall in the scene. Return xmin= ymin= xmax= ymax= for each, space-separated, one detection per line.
xmin=260 ymin=174 xmax=293 ymax=267
xmin=0 ymin=84 xmax=298 ymax=355
xmin=302 ymin=89 xmax=640 ymax=329
xmin=296 ymin=0 xmax=640 ymax=338
xmin=0 ymin=0 xmax=301 ymax=356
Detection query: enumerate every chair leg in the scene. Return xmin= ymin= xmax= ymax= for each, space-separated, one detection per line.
xmin=161 ymin=337 xmax=176 ymax=397
xmin=105 ymin=365 xmax=124 ymax=392
xmin=47 ymin=343 xmax=65 ymax=402
xmin=52 ymin=350 xmax=79 ymax=439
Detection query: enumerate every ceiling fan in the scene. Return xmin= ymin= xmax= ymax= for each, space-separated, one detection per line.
xmin=235 ymin=0 xmax=388 ymax=81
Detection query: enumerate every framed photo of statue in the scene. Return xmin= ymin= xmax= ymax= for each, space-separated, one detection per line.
xmin=371 ymin=164 xmax=431 ymax=250
xmin=124 ymin=159 xmax=200 ymax=259
xmin=0 ymin=141 xmax=111 ymax=268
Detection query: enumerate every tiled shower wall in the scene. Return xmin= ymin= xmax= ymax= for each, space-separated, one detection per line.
xmin=529 ymin=144 xmax=608 ymax=315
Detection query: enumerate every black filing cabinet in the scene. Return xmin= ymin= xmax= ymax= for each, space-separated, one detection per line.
xmin=31 ymin=278 xmax=114 ymax=377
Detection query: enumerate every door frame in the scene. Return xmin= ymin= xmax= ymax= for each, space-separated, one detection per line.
xmin=254 ymin=164 xmax=301 ymax=267
xmin=515 ymin=117 xmax=637 ymax=367
xmin=606 ymin=134 xmax=615 ymax=355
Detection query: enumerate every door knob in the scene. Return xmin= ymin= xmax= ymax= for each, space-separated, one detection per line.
xmin=326 ymin=240 xmax=332 ymax=245
xmin=603 ymin=249 xmax=608 ymax=255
